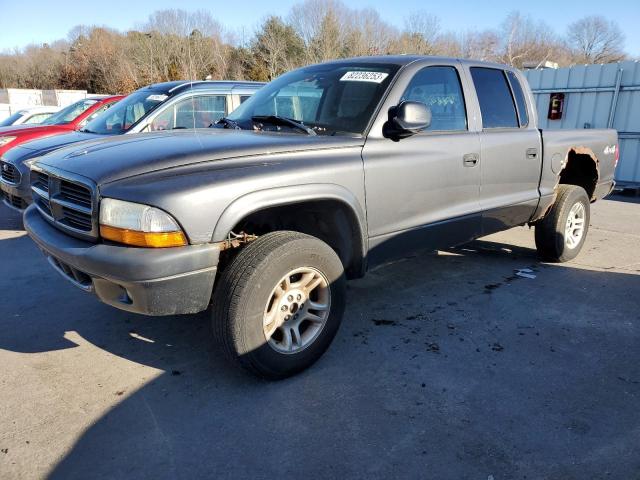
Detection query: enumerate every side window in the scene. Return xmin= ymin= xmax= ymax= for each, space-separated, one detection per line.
xmin=400 ymin=66 xmax=467 ymax=131
xmin=23 ymin=113 xmax=51 ymax=124
xmin=240 ymin=95 xmax=251 ymax=104
xmin=470 ymin=67 xmax=519 ymax=129
xmin=506 ymin=71 xmax=529 ymax=127
xmin=78 ymin=103 xmax=115 ymax=127
xmin=190 ymin=95 xmax=226 ymax=127
xmin=150 ymin=104 xmax=175 ymax=131
xmin=152 ymin=95 xmax=227 ymax=130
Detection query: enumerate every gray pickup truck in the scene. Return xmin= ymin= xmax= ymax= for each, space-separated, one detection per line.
xmin=23 ymin=56 xmax=617 ymax=379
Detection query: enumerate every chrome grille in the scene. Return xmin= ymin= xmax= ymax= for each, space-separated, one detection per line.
xmin=30 ymin=166 xmax=98 ymax=240
xmin=1 ymin=161 xmax=20 ymax=184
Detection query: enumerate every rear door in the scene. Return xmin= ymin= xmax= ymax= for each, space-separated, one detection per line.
xmin=363 ymin=61 xmax=482 ymax=265
xmin=467 ymin=66 xmax=542 ymax=233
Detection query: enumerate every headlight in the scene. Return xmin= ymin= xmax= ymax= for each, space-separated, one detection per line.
xmin=99 ymin=198 xmax=187 ymax=248
xmin=0 ymin=136 xmax=16 ymax=147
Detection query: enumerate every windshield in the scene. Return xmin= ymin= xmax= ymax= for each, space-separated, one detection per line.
xmin=225 ymin=62 xmax=400 ymax=136
xmin=0 ymin=112 xmax=26 ymax=127
xmin=82 ymin=90 xmax=167 ymax=135
xmin=41 ymin=99 xmax=98 ymax=125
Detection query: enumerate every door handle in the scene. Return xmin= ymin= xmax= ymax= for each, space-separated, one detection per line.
xmin=526 ymin=148 xmax=538 ymax=159
xmin=463 ymin=153 xmax=479 ymax=167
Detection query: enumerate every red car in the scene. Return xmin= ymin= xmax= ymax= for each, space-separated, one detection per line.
xmin=0 ymin=95 xmax=124 ymax=156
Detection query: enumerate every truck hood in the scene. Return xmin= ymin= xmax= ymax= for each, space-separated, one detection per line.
xmin=36 ymin=129 xmax=364 ymax=185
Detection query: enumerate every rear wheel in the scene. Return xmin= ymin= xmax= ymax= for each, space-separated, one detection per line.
xmin=535 ymin=184 xmax=590 ymax=262
xmin=211 ymin=231 xmax=346 ymax=379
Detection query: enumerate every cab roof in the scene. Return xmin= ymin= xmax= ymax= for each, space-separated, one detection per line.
xmin=139 ymin=80 xmax=265 ymax=95
xmin=320 ymin=55 xmax=514 ymax=71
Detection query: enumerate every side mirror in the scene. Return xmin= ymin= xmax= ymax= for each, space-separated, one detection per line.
xmin=384 ymin=101 xmax=431 ymax=140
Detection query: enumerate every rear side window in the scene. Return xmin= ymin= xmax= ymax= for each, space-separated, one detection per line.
xmin=506 ymin=71 xmax=529 ymax=127
xmin=470 ymin=68 xmax=518 ymax=129
xmin=23 ymin=113 xmax=52 ymax=124
xmin=181 ymin=95 xmax=227 ymax=127
xmin=151 ymin=95 xmax=227 ymax=130
xmin=401 ymin=66 xmax=467 ymax=131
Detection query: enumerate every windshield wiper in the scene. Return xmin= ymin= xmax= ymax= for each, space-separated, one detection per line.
xmin=251 ymin=115 xmax=316 ymax=136
xmin=79 ymin=128 xmax=96 ymax=134
xmin=214 ymin=117 xmax=242 ymax=130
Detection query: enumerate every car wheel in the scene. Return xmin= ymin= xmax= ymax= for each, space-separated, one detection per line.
xmin=535 ymin=184 xmax=590 ymax=262
xmin=211 ymin=231 xmax=346 ymax=379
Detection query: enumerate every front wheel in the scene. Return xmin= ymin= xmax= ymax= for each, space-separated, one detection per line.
xmin=535 ymin=184 xmax=590 ymax=262
xmin=211 ymin=231 xmax=346 ymax=379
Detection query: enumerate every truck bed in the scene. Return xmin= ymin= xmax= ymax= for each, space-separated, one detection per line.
xmin=540 ymin=128 xmax=618 ymax=201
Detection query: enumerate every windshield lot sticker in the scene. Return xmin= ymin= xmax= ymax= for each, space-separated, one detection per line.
xmin=147 ymin=94 xmax=169 ymax=102
xmin=340 ymin=71 xmax=389 ymax=83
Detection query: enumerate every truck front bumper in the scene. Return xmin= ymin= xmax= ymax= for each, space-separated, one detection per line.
xmin=24 ymin=205 xmax=220 ymax=316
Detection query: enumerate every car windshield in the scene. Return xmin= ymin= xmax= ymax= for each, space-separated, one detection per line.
xmin=224 ymin=62 xmax=400 ymax=136
xmin=0 ymin=112 xmax=26 ymax=126
xmin=81 ymin=90 xmax=168 ymax=135
xmin=41 ymin=99 xmax=98 ymax=125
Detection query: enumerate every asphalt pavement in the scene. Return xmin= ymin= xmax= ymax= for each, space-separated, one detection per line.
xmin=1 ymin=194 xmax=639 ymax=480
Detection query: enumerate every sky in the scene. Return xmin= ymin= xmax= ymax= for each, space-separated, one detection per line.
xmin=1 ymin=0 xmax=639 ymax=56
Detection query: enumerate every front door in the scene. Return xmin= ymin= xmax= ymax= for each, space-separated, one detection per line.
xmin=362 ymin=63 xmax=482 ymax=266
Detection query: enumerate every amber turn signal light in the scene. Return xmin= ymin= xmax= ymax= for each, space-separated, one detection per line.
xmin=100 ymin=225 xmax=187 ymax=248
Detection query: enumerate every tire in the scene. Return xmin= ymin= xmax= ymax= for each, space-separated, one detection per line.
xmin=535 ymin=184 xmax=590 ymax=262
xmin=211 ymin=231 xmax=346 ymax=379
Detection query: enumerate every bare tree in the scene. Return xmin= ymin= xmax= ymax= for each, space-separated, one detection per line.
xmin=459 ymin=30 xmax=501 ymax=61
xmin=137 ymin=9 xmax=229 ymax=81
xmin=433 ymin=32 xmax=463 ymax=58
xmin=566 ymin=16 xmax=626 ymax=64
xmin=499 ymin=11 xmax=561 ymax=68
xmin=344 ymin=8 xmax=397 ymax=56
xmin=289 ymin=0 xmax=349 ymax=62
xmin=402 ymin=10 xmax=441 ymax=54
xmin=0 ymin=5 xmax=632 ymax=93
xmin=250 ymin=16 xmax=305 ymax=81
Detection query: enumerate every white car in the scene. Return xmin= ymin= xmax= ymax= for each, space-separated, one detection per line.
xmin=0 ymin=106 xmax=61 ymax=127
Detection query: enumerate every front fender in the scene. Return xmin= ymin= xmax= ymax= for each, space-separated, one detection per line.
xmin=212 ymin=182 xmax=368 ymax=247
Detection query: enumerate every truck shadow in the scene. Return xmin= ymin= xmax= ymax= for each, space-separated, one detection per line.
xmin=1 ymin=229 xmax=640 ymax=479
xmin=608 ymin=191 xmax=640 ymax=204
